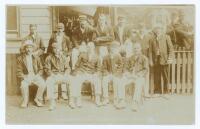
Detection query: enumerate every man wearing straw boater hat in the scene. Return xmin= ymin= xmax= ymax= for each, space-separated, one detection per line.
xmin=17 ymin=40 xmax=46 ymax=108
xmin=149 ymin=23 xmax=174 ymax=94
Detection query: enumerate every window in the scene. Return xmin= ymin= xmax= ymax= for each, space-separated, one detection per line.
xmin=6 ymin=6 xmax=18 ymax=33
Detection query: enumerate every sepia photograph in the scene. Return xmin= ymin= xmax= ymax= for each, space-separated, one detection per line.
xmin=5 ymin=3 xmax=196 ymax=125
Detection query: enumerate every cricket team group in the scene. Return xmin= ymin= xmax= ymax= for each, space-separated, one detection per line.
xmin=17 ymin=13 xmax=174 ymax=111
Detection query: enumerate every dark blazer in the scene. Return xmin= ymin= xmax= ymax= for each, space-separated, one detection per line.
xmin=74 ymin=52 xmax=100 ymax=75
xmin=21 ymin=34 xmax=45 ymax=57
xmin=17 ymin=54 xmax=43 ymax=80
xmin=71 ymin=26 xmax=95 ymax=48
xmin=45 ymin=53 xmax=71 ymax=76
xmin=149 ymin=32 xmax=174 ymax=65
xmin=113 ymin=25 xmax=128 ymax=44
xmin=100 ymin=55 xmax=112 ymax=76
xmin=47 ymin=32 xmax=72 ymax=56
xmin=110 ymin=54 xmax=124 ymax=77
xmin=93 ymin=24 xmax=114 ymax=46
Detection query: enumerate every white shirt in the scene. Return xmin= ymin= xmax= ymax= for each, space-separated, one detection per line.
xmin=118 ymin=26 xmax=124 ymax=43
xmin=26 ymin=55 xmax=35 ymax=75
xmin=56 ymin=32 xmax=64 ymax=50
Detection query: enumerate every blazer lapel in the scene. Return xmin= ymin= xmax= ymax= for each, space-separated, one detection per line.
xmin=22 ymin=54 xmax=28 ymax=73
xmin=32 ymin=55 xmax=37 ymax=73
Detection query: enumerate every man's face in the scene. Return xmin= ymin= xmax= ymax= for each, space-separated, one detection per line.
xmin=29 ymin=26 xmax=37 ymax=35
xmin=110 ymin=47 xmax=119 ymax=55
xmin=80 ymin=20 xmax=87 ymax=28
xmin=57 ymin=27 xmax=64 ymax=33
xmin=98 ymin=17 xmax=106 ymax=26
xmin=87 ymin=43 xmax=95 ymax=53
xmin=52 ymin=47 xmax=60 ymax=55
xmin=130 ymin=30 xmax=138 ymax=39
xmin=154 ymin=27 xmax=163 ymax=36
xmin=133 ymin=44 xmax=141 ymax=55
xmin=99 ymin=46 xmax=108 ymax=57
xmin=25 ymin=45 xmax=33 ymax=55
xmin=118 ymin=18 xmax=126 ymax=26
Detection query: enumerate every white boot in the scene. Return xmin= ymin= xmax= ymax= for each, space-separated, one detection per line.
xmin=131 ymin=101 xmax=139 ymax=112
xmin=69 ymin=97 xmax=76 ymax=109
xmin=54 ymin=92 xmax=59 ymax=100
xmin=61 ymin=92 xmax=68 ymax=100
xmin=20 ymin=86 xmax=29 ymax=108
xmin=118 ymin=99 xmax=126 ymax=109
xmin=76 ymin=97 xmax=82 ymax=108
xmin=49 ymin=99 xmax=56 ymax=111
xmin=102 ymin=97 xmax=109 ymax=106
xmin=34 ymin=98 xmax=43 ymax=107
xmin=95 ymin=95 xmax=102 ymax=107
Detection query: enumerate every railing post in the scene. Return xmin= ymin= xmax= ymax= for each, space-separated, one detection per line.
xmin=182 ymin=47 xmax=187 ymax=93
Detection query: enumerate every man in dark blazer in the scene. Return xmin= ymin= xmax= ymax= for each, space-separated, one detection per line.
xmin=17 ymin=40 xmax=46 ymax=108
xmin=149 ymin=23 xmax=174 ymax=94
xmin=47 ymin=23 xmax=72 ymax=57
xmin=47 ymin=23 xmax=72 ymax=100
xmin=21 ymin=24 xmax=45 ymax=57
xmin=93 ymin=13 xmax=115 ymax=46
xmin=113 ymin=15 xmax=128 ymax=45
xmin=71 ymin=15 xmax=96 ymax=70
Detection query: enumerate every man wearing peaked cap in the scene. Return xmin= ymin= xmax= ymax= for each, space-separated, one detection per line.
xmin=114 ymin=15 xmax=128 ymax=45
xmin=57 ymin=22 xmax=65 ymax=29
xmin=79 ymin=15 xmax=87 ymax=21
xmin=47 ymin=22 xmax=72 ymax=57
xmin=17 ymin=39 xmax=46 ymax=108
xmin=71 ymin=14 xmax=96 ymax=71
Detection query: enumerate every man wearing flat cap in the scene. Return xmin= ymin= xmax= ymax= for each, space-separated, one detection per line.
xmin=17 ymin=40 xmax=46 ymax=108
xmin=71 ymin=15 xmax=96 ymax=71
xmin=47 ymin=22 xmax=72 ymax=57
xmin=21 ymin=24 xmax=45 ymax=57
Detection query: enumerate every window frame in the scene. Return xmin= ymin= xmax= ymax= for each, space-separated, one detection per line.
xmin=6 ymin=6 xmax=20 ymax=37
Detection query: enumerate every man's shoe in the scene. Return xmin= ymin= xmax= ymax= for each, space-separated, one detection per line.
xmin=34 ymin=98 xmax=43 ymax=107
xmin=54 ymin=93 xmax=59 ymax=99
xmin=102 ymin=98 xmax=109 ymax=106
xmin=49 ymin=100 xmax=56 ymax=111
xmin=118 ymin=99 xmax=126 ymax=109
xmin=61 ymin=92 xmax=68 ymax=100
xmin=20 ymin=101 xmax=28 ymax=108
xmin=76 ymin=97 xmax=82 ymax=108
xmin=95 ymin=95 xmax=102 ymax=107
xmin=69 ymin=98 xmax=76 ymax=109
xmin=131 ymin=101 xmax=139 ymax=112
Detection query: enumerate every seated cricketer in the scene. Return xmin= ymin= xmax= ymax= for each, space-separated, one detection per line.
xmin=109 ymin=42 xmax=126 ymax=109
xmin=99 ymin=46 xmax=112 ymax=106
xmin=17 ymin=40 xmax=46 ymax=108
xmin=45 ymin=42 xmax=71 ymax=111
xmin=70 ymin=42 xmax=102 ymax=108
xmin=123 ymin=42 xmax=148 ymax=111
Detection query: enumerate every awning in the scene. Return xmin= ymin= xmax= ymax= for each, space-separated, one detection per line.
xmin=68 ymin=6 xmax=97 ymax=16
